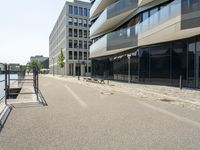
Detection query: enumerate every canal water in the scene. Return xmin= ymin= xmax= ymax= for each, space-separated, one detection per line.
xmin=0 ymin=74 xmax=18 ymax=100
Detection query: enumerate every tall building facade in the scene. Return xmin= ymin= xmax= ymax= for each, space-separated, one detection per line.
xmin=90 ymin=0 xmax=200 ymax=88
xmin=49 ymin=0 xmax=91 ymax=76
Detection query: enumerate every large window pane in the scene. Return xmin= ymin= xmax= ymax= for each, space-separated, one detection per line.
xmin=150 ymin=45 xmax=171 ymax=82
xmin=172 ymin=41 xmax=187 ymax=85
xmin=139 ymin=48 xmax=150 ymax=81
xmin=130 ymin=50 xmax=139 ymax=78
xmin=188 ymin=38 xmax=196 ymax=87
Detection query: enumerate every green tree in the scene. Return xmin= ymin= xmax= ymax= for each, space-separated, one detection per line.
xmin=27 ymin=60 xmax=42 ymax=71
xmin=58 ymin=48 xmax=65 ymax=75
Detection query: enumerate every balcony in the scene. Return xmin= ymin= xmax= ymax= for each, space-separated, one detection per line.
xmin=90 ymin=0 xmax=183 ymax=58
xmin=90 ymin=0 xmax=138 ymax=38
xmin=107 ymin=26 xmax=138 ymax=51
xmin=90 ymin=26 xmax=138 ymax=58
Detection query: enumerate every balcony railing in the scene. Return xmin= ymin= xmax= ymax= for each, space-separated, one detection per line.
xmin=107 ymin=26 xmax=138 ymax=51
xmin=136 ymin=0 xmax=181 ymax=34
xmin=107 ymin=0 xmax=138 ymax=19
xmin=90 ymin=0 xmax=181 ymax=55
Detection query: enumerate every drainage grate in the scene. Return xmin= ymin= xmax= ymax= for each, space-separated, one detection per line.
xmin=101 ymin=92 xmax=114 ymax=95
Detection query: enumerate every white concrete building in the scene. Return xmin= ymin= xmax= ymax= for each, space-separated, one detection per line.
xmin=49 ymin=0 xmax=91 ymax=76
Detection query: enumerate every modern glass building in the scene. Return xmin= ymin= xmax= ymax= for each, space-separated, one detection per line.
xmin=90 ymin=0 xmax=200 ymax=88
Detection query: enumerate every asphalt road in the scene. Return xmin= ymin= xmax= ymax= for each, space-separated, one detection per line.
xmin=0 ymin=76 xmax=200 ymax=150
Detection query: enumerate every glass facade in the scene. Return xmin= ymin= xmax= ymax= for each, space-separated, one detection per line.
xmin=92 ymin=35 xmax=200 ymax=88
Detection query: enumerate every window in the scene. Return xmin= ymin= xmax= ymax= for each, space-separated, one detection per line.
xmin=84 ymin=41 xmax=87 ymax=49
xmin=188 ymin=38 xmax=196 ymax=86
xmin=149 ymin=7 xmax=158 ymax=27
xmin=74 ymin=40 xmax=78 ymax=48
xmin=79 ymin=40 xmax=83 ymax=49
xmin=172 ymin=41 xmax=187 ymax=84
xmin=139 ymin=48 xmax=150 ymax=80
xmin=150 ymin=45 xmax=171 ymax=79
xmin=84 ymin=8 xmax=88 ymax=16
xmin=197 ymin=36 xmax=200 ymax=52
xmin=79 ymin=18 xmax=83 ymax=26
xmin=69 ymin=28 xmax=73 ymax=37
xmin=79 ymin=30 xmax=83 ymax=38
xmin=79 ymin=7 xmax=83 ymax=16
xmin=69 ymin=51 xmax=73 ymax=59
xmin=84 ymin=30 xmax=87 ymax=38
xmin=84 ymin=52 xmax=87 ymax=60
xmin=190 ymin=0 xmax=200 ymax=12
xmin=74 ymin=18 xmax=78 ymax=26
xmin=74 ymin=51 xmax=77 ymax=60
xmin=69 ymin=5 xmax=73 ymax=14
xmin=83 ymin=19 xmax=87 ymax=27
xmin=74 ymin=29 xmax=78 ymax=37
xmin=79 ymin=52 xmax=82 ymax=60
xmin=74 ymin=6 xmax=78 ymax=15
xmin=69 ymin=40 xmax=73 ymax=48
xmin=68 ymin=17 xmax=73 ymax=25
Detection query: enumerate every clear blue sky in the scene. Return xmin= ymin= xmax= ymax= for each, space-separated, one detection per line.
xmin=0 ymin=0 xmax=89 ymax=65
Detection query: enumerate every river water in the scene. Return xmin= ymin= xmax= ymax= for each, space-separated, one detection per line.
xmin=0 ymin=74 xmax=18 ymax=100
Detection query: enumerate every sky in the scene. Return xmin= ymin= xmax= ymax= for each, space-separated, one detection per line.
xmin=0 ymin=0 xmax=90 ymax=65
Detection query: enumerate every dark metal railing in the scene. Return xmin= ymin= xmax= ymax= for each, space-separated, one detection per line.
xmin=0 ymin=63 xmax=40 ymax=105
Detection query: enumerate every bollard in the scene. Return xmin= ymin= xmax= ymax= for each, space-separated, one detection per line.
xmin=179 ymin=75 xmax=182 ymax=90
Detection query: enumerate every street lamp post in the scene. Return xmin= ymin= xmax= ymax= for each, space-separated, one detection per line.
xmin=127 ymin=54 xmax=131 ymax=83
xmin=52 ymin=57 xmax=54 ymax=76
xmin=77 ymin=46 xmax=80 ymax=80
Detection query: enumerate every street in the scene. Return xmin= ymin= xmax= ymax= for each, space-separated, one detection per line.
xmin=0 ymin=75 xmax=200 ymax=150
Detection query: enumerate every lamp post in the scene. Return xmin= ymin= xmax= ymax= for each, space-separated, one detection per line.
xmin=52 ymin=57 xmax=54 ymax=76
xmin=77 ymin=46 xmax=80 ymax=80
xmin=127 ymin=54 xmax=131 ymax=83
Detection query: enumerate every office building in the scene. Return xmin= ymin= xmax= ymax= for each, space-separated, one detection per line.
xmin=30 ymin=55 xmax=49 ymax=69
xmin=90 ymin=0 xmax=200 ymax=88
xmin=49 ymin=0 xmax=91 ymax=76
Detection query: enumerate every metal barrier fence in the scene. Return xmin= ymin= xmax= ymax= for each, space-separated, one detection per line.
xmin=0 ymin=63 xmax=39 ymax=105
